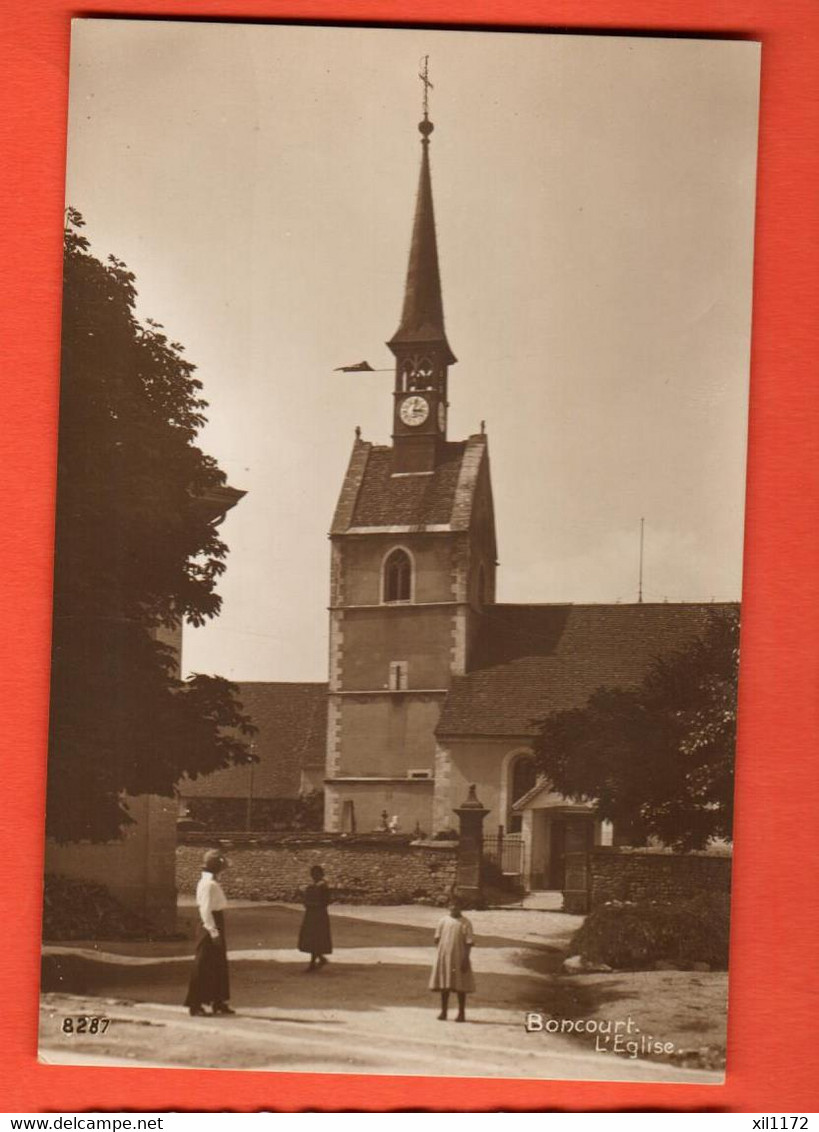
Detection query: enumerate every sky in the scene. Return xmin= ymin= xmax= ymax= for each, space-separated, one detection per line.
xmin=65 ymin=21 xmax=761 ymax=682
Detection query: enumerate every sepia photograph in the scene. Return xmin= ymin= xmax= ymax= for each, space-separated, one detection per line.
xmin=39 ymin=20 xmax=760 ymax=1084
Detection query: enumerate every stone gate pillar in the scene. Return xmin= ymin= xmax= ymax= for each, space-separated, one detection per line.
xmin=563 ymin=817 xmax=593 ymax=914
xmin=453 ymin=784 xmax=489 ymax=905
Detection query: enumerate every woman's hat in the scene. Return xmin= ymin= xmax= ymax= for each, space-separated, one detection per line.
xmin=203 ymin=849 xmax=228 ymax=872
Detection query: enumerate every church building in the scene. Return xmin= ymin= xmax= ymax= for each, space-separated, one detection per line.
xmin=324 ymin=105 xmax=730 ymax=890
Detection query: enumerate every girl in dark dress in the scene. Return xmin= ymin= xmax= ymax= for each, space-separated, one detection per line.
xmin=298 ymin=864 xmax=333 ymax=972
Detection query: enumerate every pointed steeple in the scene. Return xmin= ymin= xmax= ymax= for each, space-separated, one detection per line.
xmin=388 ymin=114 xmax=456 ymax=366
xmin=389 ymin=64 xmax=456 ymax=475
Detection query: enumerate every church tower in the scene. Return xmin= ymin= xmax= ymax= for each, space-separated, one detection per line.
xmin=324 ymin=89 xmax=498 ymax=836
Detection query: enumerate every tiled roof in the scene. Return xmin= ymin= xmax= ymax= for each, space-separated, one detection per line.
xmin=350 ymin=442 xmax=466 ymax=527
xmin=438 ymin=603 xmax=736 ymax=738
xmin=181 ymin=682 xmax=327 ymax=799
xmin=331 ymin=434 xmax=492 ymax=536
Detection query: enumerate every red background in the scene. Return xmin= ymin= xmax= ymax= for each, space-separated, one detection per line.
xmin=2 ymin=0 xmax=817 ymax=1113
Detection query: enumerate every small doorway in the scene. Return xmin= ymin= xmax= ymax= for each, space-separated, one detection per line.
xmin=548 ymin=819 xmax=566 ymax=889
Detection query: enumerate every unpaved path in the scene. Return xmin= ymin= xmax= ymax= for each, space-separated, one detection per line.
xmin=39 ymin=903 xmax=721 ymax=1085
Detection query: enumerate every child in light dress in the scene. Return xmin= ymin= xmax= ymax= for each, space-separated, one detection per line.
xmin=429 ymin=897 xmax=475 ymax=1022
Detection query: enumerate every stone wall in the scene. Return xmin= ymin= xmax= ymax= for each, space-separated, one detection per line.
xmin=177 ymin=835 xmax=458 ymax=905
xmin=589 ymin=848 xmax=732 ymax=908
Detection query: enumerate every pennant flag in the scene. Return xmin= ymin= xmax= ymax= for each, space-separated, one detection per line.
xmin=334 ymin=360 xmax=374 ymax=372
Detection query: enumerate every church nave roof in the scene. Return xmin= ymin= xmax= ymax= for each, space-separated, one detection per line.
xmin=438 ymin=602 xmax=737 ymax=738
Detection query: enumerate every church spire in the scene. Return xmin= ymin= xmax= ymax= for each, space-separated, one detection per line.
xmin=387 ymin=62 xmax=456 ymax=366
xmin=389 ymin=60 xmax=455 ymax=475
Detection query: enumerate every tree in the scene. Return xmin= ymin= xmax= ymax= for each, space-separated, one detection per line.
xmin=532 ymin=607 xmax=739 ymax=851
xmin=47 ymin=210 xmax=255 ymax=843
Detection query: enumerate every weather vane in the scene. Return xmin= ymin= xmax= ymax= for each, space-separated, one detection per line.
xmin=419 ymin=55 xmax=433 ymax=119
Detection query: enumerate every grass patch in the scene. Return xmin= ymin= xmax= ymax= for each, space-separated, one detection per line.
xmin=544 ymin=967 xmax=728 ymax=1070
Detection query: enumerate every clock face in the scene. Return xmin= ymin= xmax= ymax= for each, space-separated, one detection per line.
xmin=400 ymin=395 xmax=429 ymax=427
xmin=437 ymin=402 xmax=446 ymax=432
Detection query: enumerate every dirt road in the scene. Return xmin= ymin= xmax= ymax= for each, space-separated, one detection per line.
xmin=39 ymin=903 xmax=722 ymax=1085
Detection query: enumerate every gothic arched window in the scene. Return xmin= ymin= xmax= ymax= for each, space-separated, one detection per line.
xmin=383 ymin=548 xmax=412 ymax=603
xmin=508 ymin=755 xmax=537 ymax=834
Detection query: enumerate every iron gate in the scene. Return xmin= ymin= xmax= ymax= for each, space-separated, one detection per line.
xmin=482 ymin=834 xmax=524 ymax=878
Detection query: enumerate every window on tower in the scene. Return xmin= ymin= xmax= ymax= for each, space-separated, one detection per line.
xmin=389 ymin=661 xmax=408 ymax=691
xmin=383 ymin=548 xmax=412 ymax=603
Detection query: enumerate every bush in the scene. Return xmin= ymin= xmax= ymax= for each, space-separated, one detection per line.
xmin=42 ymin=873 xmax=167 ymax=941
xmin=570 ymin=893 xmax=730 ymax=970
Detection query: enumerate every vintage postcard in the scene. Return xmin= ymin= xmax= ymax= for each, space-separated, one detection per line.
xmin=40 ymin=20 xmax=760 ymax=1085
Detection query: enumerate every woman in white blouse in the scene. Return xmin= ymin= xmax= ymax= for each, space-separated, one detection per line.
xmin=184 ymin=850 xmax=234 ymax=1016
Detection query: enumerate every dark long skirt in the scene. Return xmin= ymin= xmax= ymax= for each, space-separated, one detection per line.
xmin=184 ymin=910 xmax=230 ymax=1007
xmin=298 ymin=885 xmax=333 ymax=956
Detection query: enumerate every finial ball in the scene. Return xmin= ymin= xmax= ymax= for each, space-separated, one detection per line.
xmin=418 ymin=117 xmax=434 ymax=137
